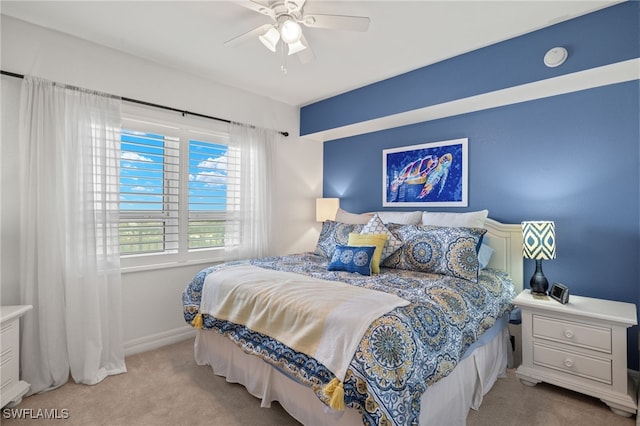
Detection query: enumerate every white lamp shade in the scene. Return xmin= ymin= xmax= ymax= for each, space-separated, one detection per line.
xmin=280 ymin=19 xmax=302 ymax=44
xmin=287 ymin=39 xmax=307 ymax=55
xmin=316 ymin=198 xmax=339 ymax=222
xmin=259 ymin=27 xmax=280 ymax=52
xmin=522 ymin=221 xmax=556 ymax=260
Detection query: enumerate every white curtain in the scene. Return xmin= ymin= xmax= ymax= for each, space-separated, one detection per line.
xmin=225 ymin=122 xmax=278 ymax=260
xmin=19 ymin=76 xmax=126 ymax=395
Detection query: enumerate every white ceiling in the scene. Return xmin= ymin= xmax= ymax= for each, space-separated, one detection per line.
xmin=1 ymin=1 xmax=618 ymax=107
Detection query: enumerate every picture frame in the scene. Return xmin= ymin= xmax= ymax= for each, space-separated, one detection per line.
xmin=383 ymin=138 xmax=468 ymax=207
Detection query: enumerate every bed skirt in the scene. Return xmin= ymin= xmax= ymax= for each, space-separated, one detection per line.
xmin=194 ymin=315 xmax=510 ymax=426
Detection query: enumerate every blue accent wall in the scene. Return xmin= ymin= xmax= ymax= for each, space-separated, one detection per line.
xmin=305 ymin=2 xmax=640 ymax=369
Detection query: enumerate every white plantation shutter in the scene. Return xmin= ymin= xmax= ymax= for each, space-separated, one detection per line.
xmin=188 ymin=138 xmax=240 ymax=250
xmin=223 ymin=144 xmax=242 ymax=248
xmin=119 ymin=124 xmax=179 ymax=255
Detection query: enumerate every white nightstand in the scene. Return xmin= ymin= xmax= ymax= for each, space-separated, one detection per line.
xmin=1 ymin=305 xmax=32 ymax=408
xmin=514 ymin=290 xmax=637 ymax=417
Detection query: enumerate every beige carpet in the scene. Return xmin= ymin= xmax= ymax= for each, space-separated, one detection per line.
xmin=2 ymin=338 xmax=636 ymax=426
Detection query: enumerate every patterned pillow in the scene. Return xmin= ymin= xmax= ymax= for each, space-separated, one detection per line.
xmin=348 ymin=232 xmax=388 ymax=274
xmin=361 ymin=214 xmax=403 ymax=261
xmin=315 ymin=220 xmax=365 ymax=259
xmin=328 ymin=245 xmax=376 ymax=276
xmin=381 ymin=224 xmax=487 ymax=282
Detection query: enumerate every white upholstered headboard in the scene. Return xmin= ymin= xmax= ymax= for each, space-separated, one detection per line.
xmin=484 ymin=218 xmax=523 ymax=294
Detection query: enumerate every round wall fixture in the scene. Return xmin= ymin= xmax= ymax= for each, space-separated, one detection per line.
xmin=544 ymin=47 xmax=568 ymax=68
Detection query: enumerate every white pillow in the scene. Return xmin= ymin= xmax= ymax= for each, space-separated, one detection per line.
xmin=334 ymin=208 xmax=374 ymax=225
xmin=372 ymin=211 xmax=422 ymax=225
xmin=421 ymin=210 xmax=489 ymax=228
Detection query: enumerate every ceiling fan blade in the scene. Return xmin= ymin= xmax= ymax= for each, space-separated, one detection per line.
xmin=300 ymin=13 xmax=370 ymax=32
xmin=235 ymin=0 xmax=275 ymax=19
xmin=296 ymin=34 xmax=315 ymax=64
xmin=224 ymin=23 xmax=273 ymax=47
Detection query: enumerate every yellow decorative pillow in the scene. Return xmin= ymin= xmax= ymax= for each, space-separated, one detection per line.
xmin=348 ymin=233 xmax=388 ymax=274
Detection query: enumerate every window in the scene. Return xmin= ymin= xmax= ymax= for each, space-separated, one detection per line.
xmin=119 ymin=130 xmax=179 ymax=255
xmin=188 ymin=140 xmax=239 ymax=250
xmin=119 ymin=111 xmax=234 ymax=267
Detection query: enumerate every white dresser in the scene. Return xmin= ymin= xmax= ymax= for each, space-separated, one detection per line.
xmin=514 ymin=290 xmax=637 ymax=417
xmin=1 ymin=305 xmax=32 ymax=408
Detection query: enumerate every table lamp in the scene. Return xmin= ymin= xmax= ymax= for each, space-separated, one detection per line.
xmin=522 ymin=221 xmax=556 ymax=295
xmin=315 ymin=198 xmax=339 ymax=222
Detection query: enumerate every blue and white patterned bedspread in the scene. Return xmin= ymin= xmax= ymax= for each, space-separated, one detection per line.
xmin=182 ymin=252 xmax=515 ymax=425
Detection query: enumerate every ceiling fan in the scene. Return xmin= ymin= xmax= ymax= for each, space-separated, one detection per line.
xmin=225 ymin=0 xmax=370 ymax=65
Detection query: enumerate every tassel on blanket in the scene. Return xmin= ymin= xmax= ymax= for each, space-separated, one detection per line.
xmin=191 ymin=312 xmax=203 ymax=329
xmin=323 ymin=377 xmax=345 ymax=411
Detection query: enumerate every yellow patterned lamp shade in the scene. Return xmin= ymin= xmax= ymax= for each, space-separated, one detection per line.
xmin=522 ymin=221 xmax=556 ymax=294
xmin=316 ymin=198 xmax=340 ymax=222
xmin=522 ymin=221 xmax=556 ymax=260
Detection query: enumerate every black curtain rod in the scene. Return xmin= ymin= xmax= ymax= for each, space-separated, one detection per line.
xmin=1 ymin=70 xmax=289 ymax=137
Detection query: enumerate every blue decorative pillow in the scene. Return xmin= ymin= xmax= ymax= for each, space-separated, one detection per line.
xmin=328 ymin=245 xmax=376 ymax=276
xmin=315 ymin=220 xmax=365 ymax=259
xmin=381 ymin=224 xmax=487 ymax=282
xmin=478 ymin=243 xmax=495 ymax=270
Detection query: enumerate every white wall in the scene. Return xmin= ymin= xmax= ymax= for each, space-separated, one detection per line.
xmin=0 ymin=15 xmax=324 ymax=353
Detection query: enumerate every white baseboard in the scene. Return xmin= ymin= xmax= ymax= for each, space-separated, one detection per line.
xmin=123 ymin=325 xmax=196 ymax=356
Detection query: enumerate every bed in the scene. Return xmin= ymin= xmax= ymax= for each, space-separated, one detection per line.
xmin=182 ymin=213 xmax=523 ymax=426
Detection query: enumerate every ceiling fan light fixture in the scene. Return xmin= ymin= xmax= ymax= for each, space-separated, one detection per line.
xmin=259 ymin=27 xmax=280 ymax=52
xmin=280 ymin=19 xmax=302 ymax=44
xmin=230 ymin=0 xmax=371 ymax=65
xmin=287 ymin=39 xmax=307 ymax=55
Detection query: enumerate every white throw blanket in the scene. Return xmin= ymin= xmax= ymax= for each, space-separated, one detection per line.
xmin=199 ymin=265 xmax=410 ymax=382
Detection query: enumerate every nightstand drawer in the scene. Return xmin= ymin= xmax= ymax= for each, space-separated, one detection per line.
xmin=0 ymin=320 xmax=19 ymax=396
xmin=533 ymin=342 xmax=612 ymax=384
xmin=0 ymin=319 xmax=18 ymax=359
xmin=0 ymin=306 xmax=32 ymax=409
xmin=532 ymin=314 xmax=611 ymax=353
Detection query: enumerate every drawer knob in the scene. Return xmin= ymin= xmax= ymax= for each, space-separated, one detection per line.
xmin=563 ymin=358 xmax=574 ymax=368
xmin=563 ymin=329 xmax=574 ymax=339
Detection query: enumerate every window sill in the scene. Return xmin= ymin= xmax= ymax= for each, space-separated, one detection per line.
xmin=120 ymin=256 xmax=222 ymax=274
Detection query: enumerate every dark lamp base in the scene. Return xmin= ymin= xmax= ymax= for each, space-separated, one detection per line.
xmin=530 ymin=259 xmax=549 ymax=295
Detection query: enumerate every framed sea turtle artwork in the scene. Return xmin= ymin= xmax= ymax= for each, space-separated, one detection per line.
xmin=383 ymin=138 xmax=468 ymax=207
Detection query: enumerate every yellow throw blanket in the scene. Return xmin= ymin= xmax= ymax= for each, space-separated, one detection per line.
xmin=199 ymin=264 xmax=409 ymax=407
